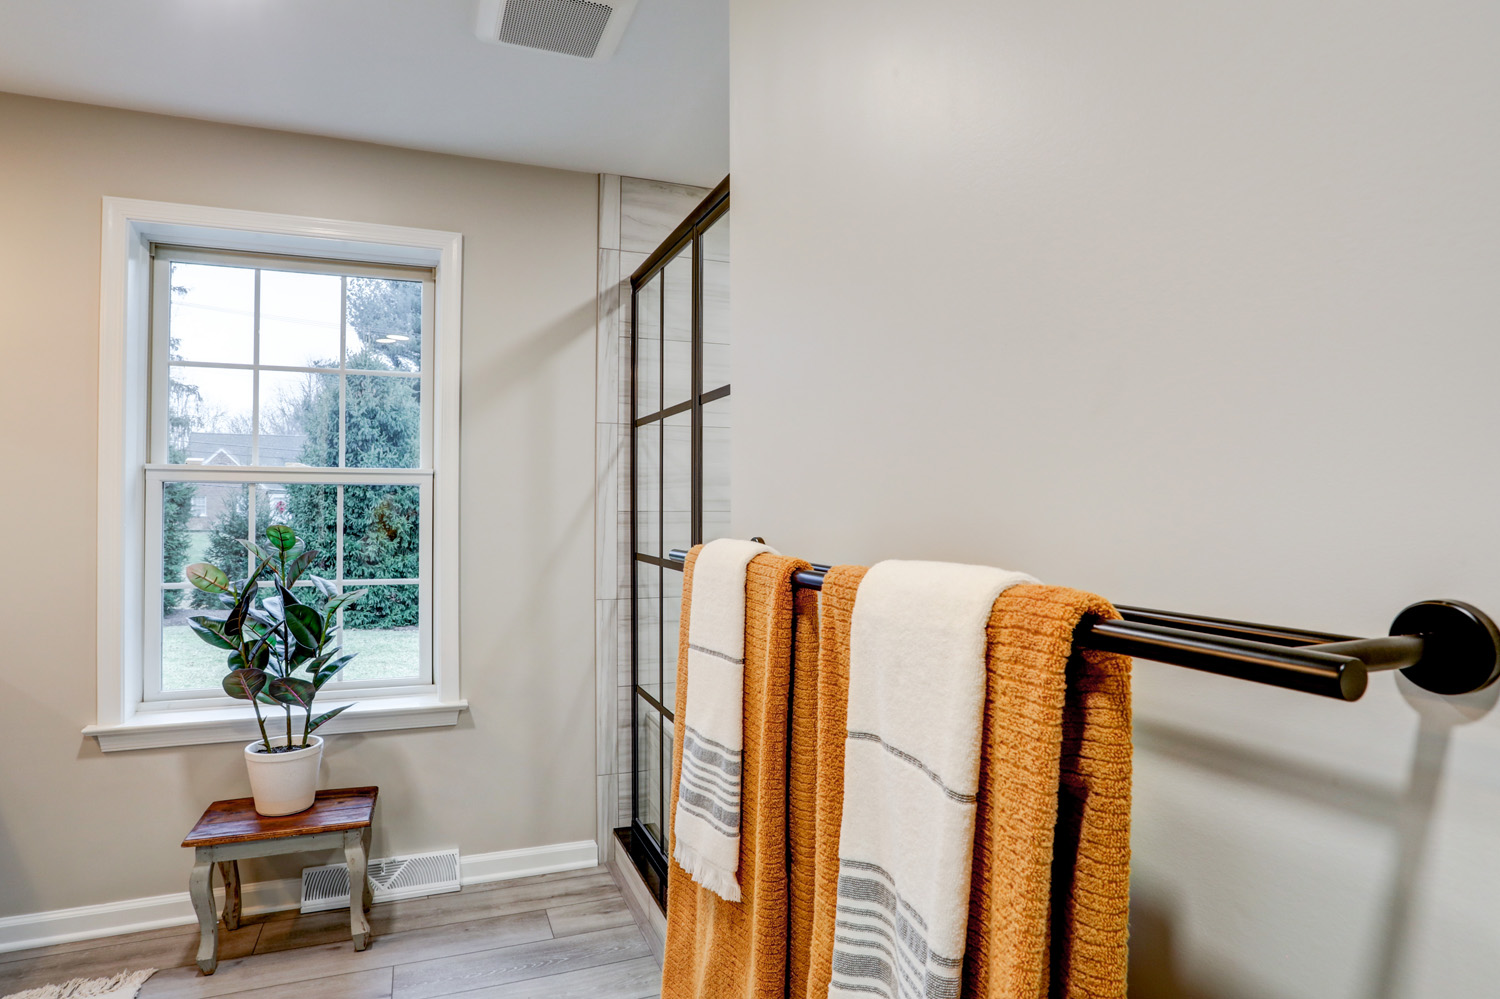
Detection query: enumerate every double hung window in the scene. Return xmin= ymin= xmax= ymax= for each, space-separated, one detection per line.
xmin=147 ymin=248 xmax=435 ymax=702
xmin=89 ymin=199 xmax=464 ymax=751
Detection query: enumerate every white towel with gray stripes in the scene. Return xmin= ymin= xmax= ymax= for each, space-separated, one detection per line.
xmin=672 ymin=537 xmax=774 ymax=902
xmin=829 ymin=560 xmax=1038 ymax=999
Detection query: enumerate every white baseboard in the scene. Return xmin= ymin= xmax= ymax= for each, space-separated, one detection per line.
xmin=0 ymin=839 xmax=598 ymax=956
xmin=459 ymin=840 xmax=598 ymax=885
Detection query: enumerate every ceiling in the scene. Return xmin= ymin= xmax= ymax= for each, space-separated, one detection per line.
xmin=0 ymin=0 xmax=728 ymax=185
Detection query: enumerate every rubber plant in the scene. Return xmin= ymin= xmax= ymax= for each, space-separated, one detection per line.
xmin=183 ymin=524 xmax=366 ymax=752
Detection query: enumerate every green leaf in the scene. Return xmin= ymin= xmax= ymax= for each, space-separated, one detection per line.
xmin=326 ymin=588 xmax=369 ymax=615
xmin=309 ymin=575 xmax=338 ymax=600
xmin=266 ymin=676 xmax=315 ymax=710
xmin=255 ymin=691 xmax=280 ymax=707
xmin=278 ymin=582 xmax=304 ymax=609
xmin=266 ymin=524 xmax=298 ymax=552
xmin=184 ymin=563 xmax=230 ymax=593
xmin=284 ymin=604 xmax=324 ymax=649
xmin=224 ymin=583 xmax=257 ymax=639
xmin=238 ymin=539 xmax=276 ymax=563
xmin=306 ymin=704 xmax=352 ymax=734
xmin=302 ymin=650 xmax=337 ymax=676
xmin=284 ymin=550 xmax=316 ymax=587
xmin=187 ymin=616 xmax=235 ymax=650
xmin=223 ymin=667 xmax=268 ymax=701
xmin=314 ymin=652 xmax=357 ymax=688
xmin=224 ymin=562 xmax=268 ymax=636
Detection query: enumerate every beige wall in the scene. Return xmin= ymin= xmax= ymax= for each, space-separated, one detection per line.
xmin=731 ymin=2 xmax=1500 ymax=997
xmin=0 ymin=93 xmax=598 ymax=917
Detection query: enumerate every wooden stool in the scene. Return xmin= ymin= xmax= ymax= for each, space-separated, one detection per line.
xmin=182 ymin=786 xmax=379 ymax=974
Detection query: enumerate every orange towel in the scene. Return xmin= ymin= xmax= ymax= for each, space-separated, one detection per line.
xmin=663 ymin=547 xmax=818 ymax=999
xmin=805 ymin=569 xmax=1132 ymax=999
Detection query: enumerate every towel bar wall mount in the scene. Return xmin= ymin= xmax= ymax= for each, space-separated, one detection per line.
xmin=664 ymin=549 xmax=1500 ymax=702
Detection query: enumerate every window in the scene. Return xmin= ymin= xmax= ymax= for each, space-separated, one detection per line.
xmin=629 ymin=180 xmax=731 ymax=896
xmin=148 ymin=248 xmax=433 ymax=700
xmin=89 ymin=199 xmax=464 ymax=751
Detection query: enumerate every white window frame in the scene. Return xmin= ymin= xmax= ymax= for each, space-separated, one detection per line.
xmin=144 ymin=247 xmax=435 ymax=704
xmin=87 ymin=198 xmax=466 ymax=751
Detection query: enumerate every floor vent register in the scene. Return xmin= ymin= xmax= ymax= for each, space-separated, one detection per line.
xmin=300 ymin=849 xmax=462 ymax=913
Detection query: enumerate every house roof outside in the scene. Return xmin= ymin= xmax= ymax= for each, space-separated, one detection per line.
xmin=186 ymin=432 xmax=308 ymax=467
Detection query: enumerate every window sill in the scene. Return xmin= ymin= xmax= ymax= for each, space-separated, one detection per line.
xmin=83 ymin=695 xmax=468 ymax=752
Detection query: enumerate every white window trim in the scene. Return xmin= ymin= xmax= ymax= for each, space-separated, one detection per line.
xmin=86 ymin=197 xmax=466 ymax=752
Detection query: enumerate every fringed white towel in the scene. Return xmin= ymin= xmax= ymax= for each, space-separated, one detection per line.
xmin=672 ymin=537 xmax=774 ymax=902
xmin=829 ymin=560 xmax=1037 ymax=999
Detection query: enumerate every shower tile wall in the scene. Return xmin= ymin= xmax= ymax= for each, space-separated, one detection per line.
xmin=596 ymin=174 xmax=711 ymax=858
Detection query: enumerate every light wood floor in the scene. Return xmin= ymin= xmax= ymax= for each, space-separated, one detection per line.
xmin=0 ymin=867 xmax=661 ymax=999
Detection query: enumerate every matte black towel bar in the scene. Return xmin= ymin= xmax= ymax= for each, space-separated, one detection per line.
xmin=664 ymin=548 xmax=1500 ymax=702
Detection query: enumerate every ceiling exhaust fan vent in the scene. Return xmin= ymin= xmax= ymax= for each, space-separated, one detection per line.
xmin=475 ymin=0 xmax=640 ymax=62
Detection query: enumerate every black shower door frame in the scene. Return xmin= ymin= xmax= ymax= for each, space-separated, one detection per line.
xmin=628 ymin=177 xmax=730 ymax=897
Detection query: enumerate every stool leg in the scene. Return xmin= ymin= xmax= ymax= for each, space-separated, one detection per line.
xmin=345 ymin=829 xmax=371 ymax=951
xmin=218 ymin=861 xmax=242 ymax=931
xmin=189 ymin=856 xmax=219 ymax=975
xmin=361 ymin=828 xmax=373 ymax=912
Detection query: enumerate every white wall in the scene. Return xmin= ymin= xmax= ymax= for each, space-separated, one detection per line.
xmin=729 ymin=2 xmax=1500 ymax=996
xmin=0 ymin=93 xmax=598 ymax=918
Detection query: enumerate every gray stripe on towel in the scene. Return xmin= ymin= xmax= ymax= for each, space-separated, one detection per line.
xmin=845 ymin=731 xmax=978 ymax=805
xmin=688 ymin=642 xmax=744 ymax=666
xmin=833 ymin=858 xmax=964 ymax=999
xmin=684 ymin=726 xmax=743 ymax=779
xmin=676 ymin=792 xmax=740 ymax=834
xmin=680 ymin=765 xmax=740 ymax=812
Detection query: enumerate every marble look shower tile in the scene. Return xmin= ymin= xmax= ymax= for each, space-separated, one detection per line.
xmin=596 ymin=773 xmax=618 ymax=859
xmin=617 ymin=767 xmax=634 ymax=828
xmin=703 ymin=258 xmax=731 ymax=346
xmin=596 ymin=423 xmax=621 ymax=596
xmin=615 ymin=422 xmax=631 ymax=493
xmin=598 ymin=174 xmax=621 ymax=251
xmin=616 ymin=598 xmax=632 ymax=688
xmin=616 ymin=509 xmax=632 ymax=594
xmin=596 ymin=603 xmax=618 ymax=777
xmin=597 ymin=250 xmax=621 ymax=422
xmin=617 ymin=336 xmax=633 ymax=425
xmin=616 ymin=684 xmax=634 ymax=779
xmin=620 ymin=250 xmax=649 ymax=286
xmin=596 ymin=598 xmax=620 ymax=776
xmin=662 ymin=251 xmax=693 ymax=346
xmin=616 ymin=251 xmax=647 ymax=425
xmin=662 ymin=511 xmax=690 ymax=560
xmin=620 ymin=178 xmax=710 ymax=253
xmin=704 ymin=424 xmax=731 ymax=516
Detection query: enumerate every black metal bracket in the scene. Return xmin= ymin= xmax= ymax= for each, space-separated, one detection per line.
xmin=1386 ymin=600 xmax=1500 ymax=697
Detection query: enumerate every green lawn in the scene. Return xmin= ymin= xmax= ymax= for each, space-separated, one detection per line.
xmin=161 ymin=624 xmax=419 ymax=692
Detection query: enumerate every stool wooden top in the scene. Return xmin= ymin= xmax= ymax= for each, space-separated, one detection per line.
xmin=182 ymin=786 xmax=378 ymax=848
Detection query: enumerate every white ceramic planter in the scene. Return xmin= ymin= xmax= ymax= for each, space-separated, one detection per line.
xmin=244 ymin=735 xmax=324 ymax=816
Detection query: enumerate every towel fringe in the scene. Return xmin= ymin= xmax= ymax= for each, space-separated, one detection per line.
xmin=674 ymin=840 xmax=742 ymax=903
xmin=2 ymin=968 xmax=156 ymax=999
